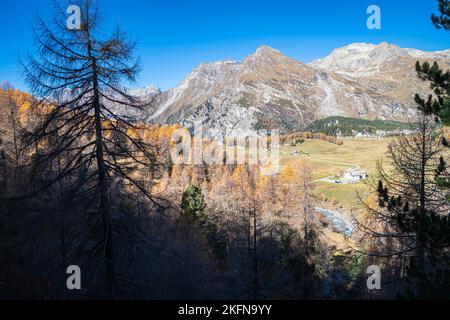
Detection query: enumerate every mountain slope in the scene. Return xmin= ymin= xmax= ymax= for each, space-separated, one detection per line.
xmin=141 ymin=43 xmax=450 ymax=138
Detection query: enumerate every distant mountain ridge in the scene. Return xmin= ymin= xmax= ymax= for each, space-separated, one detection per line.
xmin=309 ymin=42 xmax=450 ymax=76
xmin=133 ymin=42 xmax=450 ymax=138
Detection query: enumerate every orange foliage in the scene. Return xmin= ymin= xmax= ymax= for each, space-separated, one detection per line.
xmin=280 ymin=131 xmax=343 ymax=146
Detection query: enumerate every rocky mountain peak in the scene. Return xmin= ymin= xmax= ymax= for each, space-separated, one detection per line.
xmin=136 ymin=42 xmax=450 ymax=138
xmin=127 ymin=85 xmax=160 ymax=97
xmin=309 ymin=42 xmax=416 ymax=77
xmin=254 ymin=45 xmax=282 ymax=57
xmin=244 ymin=45 xmax=290 ymax=65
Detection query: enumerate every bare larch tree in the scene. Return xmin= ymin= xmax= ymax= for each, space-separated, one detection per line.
xmin=20 ymin=0 xmax=161 ymax=296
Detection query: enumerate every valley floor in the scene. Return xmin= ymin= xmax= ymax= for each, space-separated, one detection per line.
xmin=281 ymin=137 xmax=391 ymax=213
xmin=279 ymin=137 xmax=392 ymax=254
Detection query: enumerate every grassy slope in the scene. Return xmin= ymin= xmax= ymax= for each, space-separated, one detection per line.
xmin=280 ymin=137 xmax=392 ymax=213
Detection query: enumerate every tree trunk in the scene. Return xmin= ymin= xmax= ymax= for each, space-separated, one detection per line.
xmin=416 ymin=125 xmax=427 ymax=287
xmin=252 ymin=203 xmax=258 ymax=300
xmin=92 ymin=57 xmax=115 ymax=297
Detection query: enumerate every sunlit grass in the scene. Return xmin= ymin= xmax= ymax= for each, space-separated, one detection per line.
xmin=280 ymin=138 xmax=392 ymax=212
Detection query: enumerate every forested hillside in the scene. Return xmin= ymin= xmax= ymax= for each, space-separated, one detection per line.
xmin=306 ymin=116 xmax=410 ymax=136
xmin=0 ymin=86 xmax=362 ymax=299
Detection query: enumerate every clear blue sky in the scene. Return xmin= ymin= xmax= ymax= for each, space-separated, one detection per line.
xmin=0 ymin=0 xmax=449 ymax=91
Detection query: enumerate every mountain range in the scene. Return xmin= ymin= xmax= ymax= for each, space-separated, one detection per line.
xmin=133 ymin=42 xmax=450 ymax=138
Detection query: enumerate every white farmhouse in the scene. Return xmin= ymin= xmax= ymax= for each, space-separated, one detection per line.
xmin=343 ymin=169 xmax=368 ymax=182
